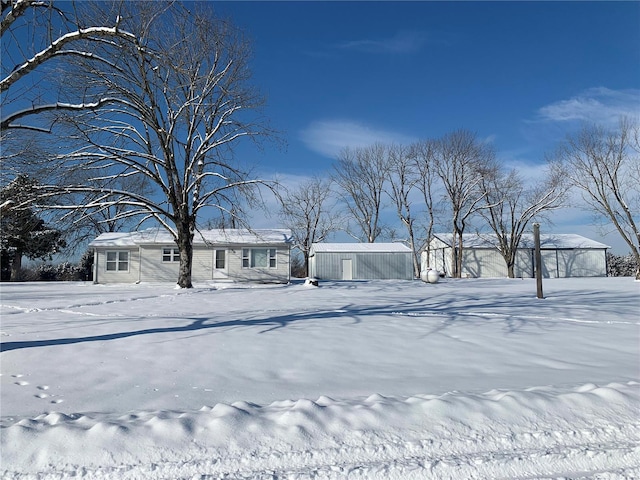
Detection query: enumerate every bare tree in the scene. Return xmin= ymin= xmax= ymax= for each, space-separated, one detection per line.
xmin=1 ymin=0 xmax=144 ymax=253
xmin=434 ymin=130 xmax=497 ymax=278
xmin=1 ymin=0 xmax=135 ymax=132
xmin=333 ymin=143 xmax=389 ymax=243
xmin=30 ymin=2 xmax=272 ymax=288
xmin=410 ymin=139 xmax=441 ymax=272
xmin=551 ymin=118 xmax=640 ymax=279
xmin=385 ymin=143 xmax=420 ymax=277
xmin=279 ymin=176 xmax=341 ymax=277
xmin=479 ymin=166 xmax=566 ymax=278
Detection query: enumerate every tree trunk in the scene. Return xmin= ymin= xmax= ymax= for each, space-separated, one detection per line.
xmin=507 ymin=263 xmax=515 ymax=279
xmin=407 ymin=228 xmax=420 ymax=279
xmin=453 ymin=231 xmax=463 ymax=278
xmin=176 ymin=221 xmax=194 ymax=288
xmin=10 ymin=250 xmax=22 ymax=281
xmin=634 ymin=250 xmax=640 ymax=281
xmin=303 ymin=251 xmax=310 ymax=278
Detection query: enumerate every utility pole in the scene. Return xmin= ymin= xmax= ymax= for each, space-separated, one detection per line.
xmin=533 ymin=223 xmax=544 ymax=299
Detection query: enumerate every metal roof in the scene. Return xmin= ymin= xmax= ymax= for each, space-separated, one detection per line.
xmin=311 ymin=242 xmax=412 ymax=253
xmin=431 ymin=233 xmax=610 ymax=250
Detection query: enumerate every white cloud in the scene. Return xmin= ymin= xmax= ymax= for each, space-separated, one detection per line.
xmin=337 ymin=31 xmax=427 ymax=54
xmin=300 ymin=120 xmax=415 ymax=158
xmin=535 ymin=87 xmax=640 ymax=126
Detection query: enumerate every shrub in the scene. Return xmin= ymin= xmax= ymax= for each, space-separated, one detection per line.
xmin=607 ymin=252 xmax=638 ymax=277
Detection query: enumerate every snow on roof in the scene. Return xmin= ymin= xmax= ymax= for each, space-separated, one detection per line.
xmin=431 ymin=233 xmax=610 ymax=250
xmin=89 ymin=228 xmax=293 ymax=247
xmin=311 ymin=242 xmax=412 ymax=253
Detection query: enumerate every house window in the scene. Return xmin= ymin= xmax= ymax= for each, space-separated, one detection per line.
xmin=162 ymin=247 xmax=179 ymax=262
xmin=242 ymin=248 xmax=277 ymax=268
xmin=106 ymin=251 xmax=129 ymax=272
xmin=215 ymin=249 xmax=226 ymax=269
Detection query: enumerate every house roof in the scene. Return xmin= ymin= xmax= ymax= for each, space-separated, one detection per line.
xmin=89 ymin=228 xmax=293 ymax=247
xmin=311 ymin=242 xmax=412 ymax=253
xmin=430 ymin=233 xmax=609 ymax=250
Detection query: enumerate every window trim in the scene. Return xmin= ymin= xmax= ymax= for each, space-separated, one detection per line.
xmin=214 ymin=249 xmax=226 ymax=270
xmin=162 ymin=246 xmax=180 ymax=263
xmin=242 ymin=248 xmax=277 ymax=269
xmin=105 ymin=250 xmax=130 ymax=272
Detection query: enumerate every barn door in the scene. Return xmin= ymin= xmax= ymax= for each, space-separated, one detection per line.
xmin=342 ymin=259 xmax=353 ymax=280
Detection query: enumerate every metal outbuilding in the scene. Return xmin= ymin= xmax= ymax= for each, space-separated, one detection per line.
xmin=423 ymin=233 xmax=609 ymax=278
xmin=309 ymin=243 xmax=414 ymax=280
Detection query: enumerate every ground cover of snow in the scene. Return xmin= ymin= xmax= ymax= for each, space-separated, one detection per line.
xmin=1 ymin=277 xmax=638 ymax=479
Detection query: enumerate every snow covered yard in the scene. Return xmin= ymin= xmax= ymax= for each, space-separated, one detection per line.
xmin=1 ymin=277 xmax=638 ymax=479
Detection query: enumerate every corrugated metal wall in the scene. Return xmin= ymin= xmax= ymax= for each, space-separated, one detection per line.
xmin=423 ymin=248 xmax=452 ymax=276
xmin=422 ymin=245 xmax=606 ymax=278
xmin=311 ymin=251 xmax=413 ymax=280
xmin=515 ymin=250 xmax=533 ymax=278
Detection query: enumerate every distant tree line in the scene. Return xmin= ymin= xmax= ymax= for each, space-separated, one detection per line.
xmin=281 ymin=120 xmax=639 ymax=280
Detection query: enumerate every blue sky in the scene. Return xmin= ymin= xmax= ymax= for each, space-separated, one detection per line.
xmin=210 ymin=1 xmax=640 ymax=253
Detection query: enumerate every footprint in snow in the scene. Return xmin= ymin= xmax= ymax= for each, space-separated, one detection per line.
xmin=35 ymin=393 xmax=49 ymax=399
xmin=12 ymin=374 xmax=23 ymax=378
xmin=50 ymin=399 xmax=63 ymax=404
xmin=37 ymin=385 xmax=49 ymax=391
xmin=14 ymin=381 xmax=29 ymax=386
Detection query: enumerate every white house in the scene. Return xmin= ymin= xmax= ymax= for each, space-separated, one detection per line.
xmin=423 ymin=233 xmax=609 ymax=278
xmin=89 ymin=228 xmax=293 ymax=284
xmin=309 ymin=243 xmax=414 ymax=280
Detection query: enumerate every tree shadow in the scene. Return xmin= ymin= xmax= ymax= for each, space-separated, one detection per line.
xmin=0 ymin=304 xmax=369 ymax=353
xmin=2 ymin=283 xmax=634 ymax=353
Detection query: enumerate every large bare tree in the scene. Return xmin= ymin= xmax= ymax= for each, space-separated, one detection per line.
xmin=1 ymin=1 xmax=146 ymax=258
xmin=278 ymin=176 xmax=341 ymax=277
xmin=1 ymin=0 xmax=135 ymax=132
xmin=410 ymin=139 xmax=440 ymax=272
xmin=479 ymin=166 xmax=566 ymax=278
xmin=434 ymin=130 xmax=497 ymax=277
xmin=333 ymin=143 xmax=389 ymax=243
xmin=31 ymin=2 xmax=271 ymax=288
xmin=551 ymin=118 xmax=640 ymax=279
xmin=385 ymin=143 xmax=420 ymax=277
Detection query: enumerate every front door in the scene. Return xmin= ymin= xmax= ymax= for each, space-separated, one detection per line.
xmin=342 ymin=259 xmax=353 ymax=280
xmin=213 ymin=249 xmax=229 ymax=280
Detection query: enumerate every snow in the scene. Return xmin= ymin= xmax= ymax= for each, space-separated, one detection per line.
xmin=311 ymin=243 xmax=412 ymax=253
xmin=89 ymin=228 xmax=293 ymax=247
xmin=432 ymin=233 xmax=611 ymax=249
xmin=1 ymin=277 xmax=638 ymax=479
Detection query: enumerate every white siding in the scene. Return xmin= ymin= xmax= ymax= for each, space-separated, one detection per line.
xmin=541 ymin=250 xmax=559 ymax=278
xmin=90 ymin=228 xmax=292 ymax=284
xmin=226 ymin=246 xmax=291 ymax=283
xmin=423 ymin=248 xmax=453 ymax=276
xmin=515 ymin=249 xmax=534 ymax=278
xmin=422 ymin=243 xmax=606 ymax=278
xmin=94 ymin=248 xmax=140 ymax=284
xmin=192 ymin=246 xmax=214 ymax=282
xmin=139 ymin=245 xmax=178 ymax=282
xmin=460 ymin=249 xmax=506 ymax=278
xmin=101 ymin=244 xmax=289 ymax=284
xmin=557 ymin=249 xmax=607 ymax=277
